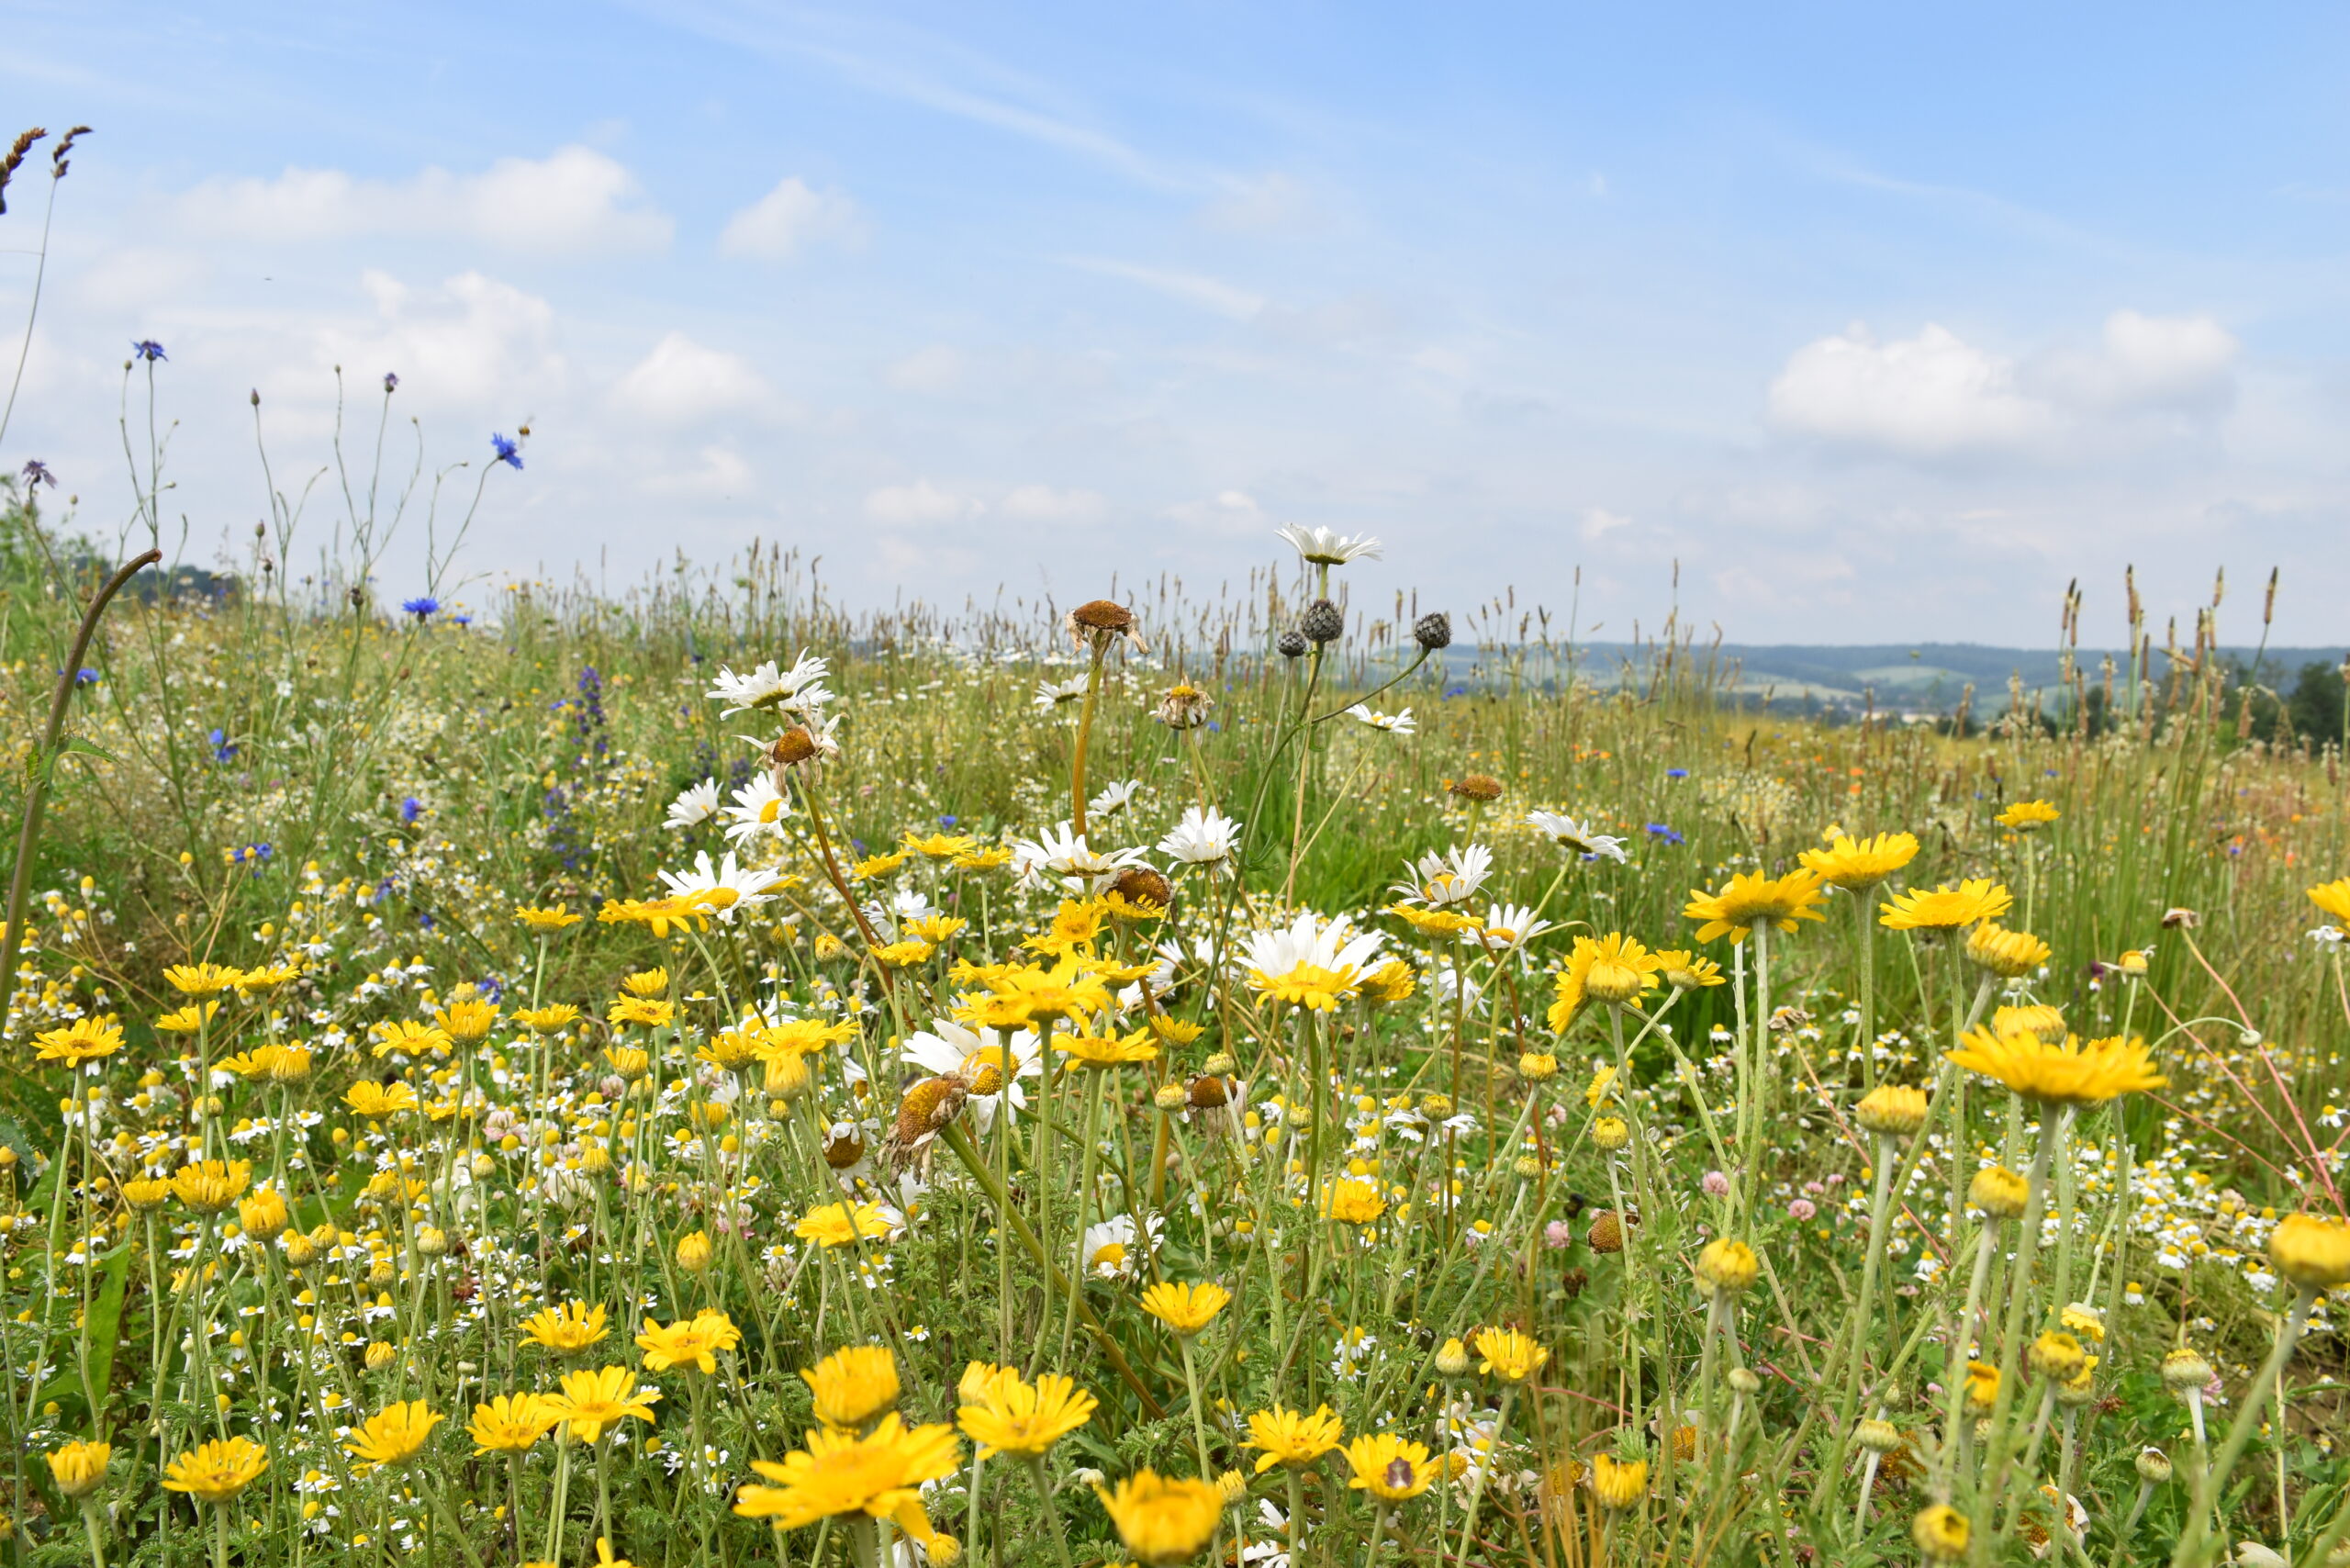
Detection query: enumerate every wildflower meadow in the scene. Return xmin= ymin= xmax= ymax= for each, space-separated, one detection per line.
xmin=7 ymin=152 xmax=2350 ymax=1568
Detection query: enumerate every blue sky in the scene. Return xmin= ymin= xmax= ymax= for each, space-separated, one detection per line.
xmin=4 ymin=2 xmax=2346 ymax=644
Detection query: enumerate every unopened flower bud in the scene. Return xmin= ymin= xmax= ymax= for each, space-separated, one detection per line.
xmin=1413 ymin=611 xmax=1452 ymax=650
xmin=2161 ymin=1347 xmax=2214 ymax=1393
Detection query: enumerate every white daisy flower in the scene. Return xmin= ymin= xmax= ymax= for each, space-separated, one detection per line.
xmin=722 ymin=775 xmax=789 ymax=845
xmin=1345 ymin=703 xmax=1416 ymax=734
xmin=1088 ymin=778 xmax=1141 ymax=819
xmin=1079 ymin=1214 xmax=1162 ymax=1279
xmin=1473 ymin=902 xmax=1551 ymax=952
xmin=1033 ymin=674 xmax=1091 ymax=711
xmin=664 ymin=779 xmax=721 ymax=830
xmin=1392 ymin=844 xmax=1494 ymax=907
xmin=900 ymin=1021 xmax=1041 ymax=1133
xmin=1235 ymin=910 xmax=1385 ymax=987
xmin=1526 ymin=809 xmax=1629 ymax=863
xmin=656 ymin=850 xmax=783 ymax=919
xmin=1158 ymin=805 xmax=1241 ymax=867
xmin=1274 ymin=524 xmax=1383 ymax=566
xmin=1009 ymin=823 xmax=1147 ymax=891
xmin=706 ymin=651 xmax=832 ymax=718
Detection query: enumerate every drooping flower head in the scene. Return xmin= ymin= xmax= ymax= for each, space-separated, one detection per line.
xmin=1797 ymin=831 xmax=1919 ymax=890
xmin=1880 ymin=879 xmax=2012 ymax=933
xmin=2270 ymin=1213 xmax=2350 ymax=1292
xmin=802 ymin=1346 xmax=901 ymax=1430
xmin=1141 ymin=1281 xmax=1232 ymax=1337
xmin=1525 ymin=811 xmax=1629 ymax=863
xmin=1946 ymin=1028 xmax=2166 ymax=1108
xmin=1549 ymin=934 xmax=1664 ymax=1029
xmin=1093 ymin=1470 xmax=1225 ymax=1564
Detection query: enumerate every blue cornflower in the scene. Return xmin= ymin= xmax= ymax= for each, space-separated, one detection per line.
xmin=1444 ymin=683 xmax=1469 ymax=699
xmin=21 ymin=459 xmax=55 ymax=488
xmin=939 ymin=815 xmax=958 ymax=828
xmin=401 ymin=596 xmax=439 ymax=620
xmin=208 ymin=728 xmax=237 ymax=764
xmin=450 ymin=613 xmax=472 ymax=627
xmin=490 ymin=432 xmax=523 ymax=469
xmin=1665 ymin=767 xmax=1689 ymax=779
xmin=383 ymin=372 xmax=399 ymax=392
xmin=399 ymin=797 xmax=423 ymax=824
xmin=130 ymin=340 xmax=165 ymax=362
xmin=73 ymin=667 xmax=99 ymax=685
xmin=1645 ymin=823 xmax=1684 ymax=846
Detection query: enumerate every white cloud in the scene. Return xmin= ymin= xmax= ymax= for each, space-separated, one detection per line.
xmin=182 ymin=146 xmax=672 ymax=253
xmin=1768 ymin=322 xmax=2041 ymax=459
xmin=1580 ymin=508 xmax=1632 ymax=542
xmin=719 ymin=177 xmax=865 ymax=261
xmin=297 ymin=270 xmax=567 ymax=409
xmin=863 ymin=479 xmax=981 ymax=525
xmin=610 ymin=331 xmax=777 ymax=424
xmin=2068 ymin=309 xmax=2237 ymax=410
xmin=1163 ymin=489 xmax=1264 ymax=533
xmin=1768 ymin=311 xmax=2243 ymax=464
xmin=885 ymin=344 xmax=964 ymax=393
xmin=1000 ymin=484 xmax=1106 ymax=522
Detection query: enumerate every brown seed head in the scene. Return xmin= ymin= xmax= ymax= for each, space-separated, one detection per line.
xmin=893 ymin=1076 xmax=966 ymax=1145
xmin=1187 ymin=1074 xmax=1231 ymax=1109
xmin=1447 ymin=774 xmax=1504 ymax=802
xmin=1109 ymin=866 xmax=1172 ymax=913
xmin=1588 ymin=1210 xmax=1624 ymax=1254
xmin=768 ymin=726 xmax=820 ymax=768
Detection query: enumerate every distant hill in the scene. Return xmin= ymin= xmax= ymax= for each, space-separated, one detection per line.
xmin=1428 ymin=642 xmax=2348 ymax=714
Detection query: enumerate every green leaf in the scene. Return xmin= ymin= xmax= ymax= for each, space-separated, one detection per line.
xmin=83 ymin=1240 xmax=135 ymax=1422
